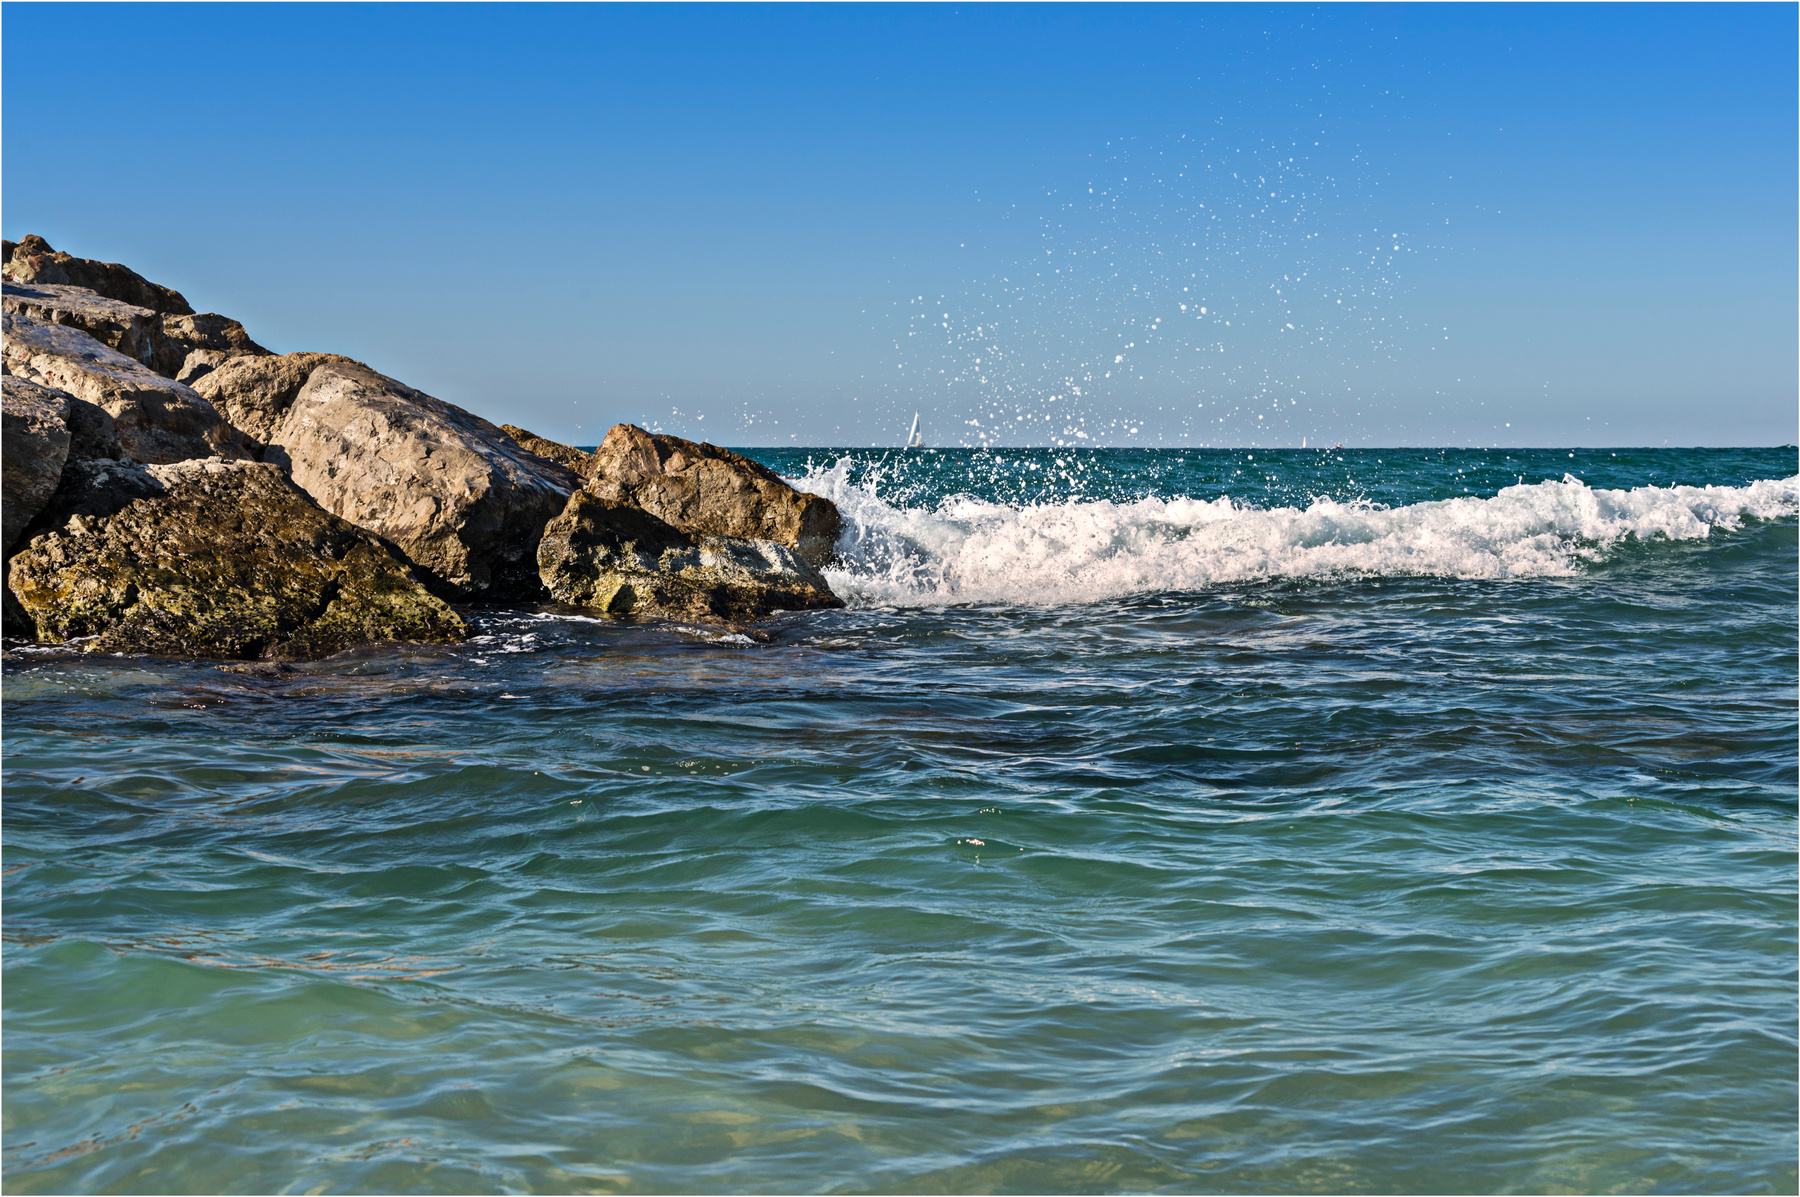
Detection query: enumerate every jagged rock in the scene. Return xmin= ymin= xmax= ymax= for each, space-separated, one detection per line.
xmin=586 ymin=424 xmax=840 ymax=567
xmin=6 ymin=457 xmax=466 ymax=659
xmin=501 ymin=424 xmax=600 ymax=481
xmin=3 ymin=234 xmax=194 ymax=315
xmin=2 ymin=378 xmax=72 ymax=554
xmin=2 ymin=312 xmax=251 ymax=464
xmin=3 ymin=280 xmax=269 ymax=382
xmin=196 ymin=354 xmax=576 ymax=598
xmin=154 ymin=311 xmax=268 ymax=378
xmin=538 ymin=491 xmax=843 ymax=620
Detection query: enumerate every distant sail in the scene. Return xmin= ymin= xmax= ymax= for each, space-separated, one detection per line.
xmin=906 ymin=411 xmax=924 ymax=448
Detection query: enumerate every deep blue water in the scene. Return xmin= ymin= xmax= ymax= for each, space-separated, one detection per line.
xmin=4 ymin=447 xmax=1796 ymax=1194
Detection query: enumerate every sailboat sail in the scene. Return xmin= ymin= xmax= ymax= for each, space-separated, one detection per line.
xmin=906 ymin=411 xmax=924 ymax=448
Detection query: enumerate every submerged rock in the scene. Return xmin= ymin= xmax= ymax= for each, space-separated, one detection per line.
xmin=2 ymin=377 xmax=72 ymax=554
xmin=3 ymin=234 xmax=195 ymax=315
xmin=2 ymin=312 xmax=252 ymax=464
xmin=194 ymin=354 xmax=577 ymax=598
xmin=6 ymin=457 xmax=466 ymax=659
xmin=586 ymin=424 xmax=841 ymax=568
xmin=538 ymin=491 xmax=843 ymax=621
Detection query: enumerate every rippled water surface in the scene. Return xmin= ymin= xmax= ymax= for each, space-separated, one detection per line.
xmin=4 ymin=448 xmax=1796 ymax=1194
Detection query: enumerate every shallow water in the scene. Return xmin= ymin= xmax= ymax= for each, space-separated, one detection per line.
xmin=4 ymin=447 xmax=1796 ymax=1194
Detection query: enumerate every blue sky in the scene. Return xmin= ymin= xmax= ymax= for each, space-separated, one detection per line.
xmin=4 ymin=3 xmax=1793 ymax=447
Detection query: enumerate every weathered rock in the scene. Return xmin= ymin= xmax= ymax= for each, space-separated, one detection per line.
xmin=4 ymin=234 xmax=194 ymax=315
xmin=197 ymin=354 xmax=577 ymax=598
xmin=191 ymin=352 xmax=356 ymax=443
xmin=2 ymin=312 xmax=252 ymax=464
xmin=2 ymin=378 xmax=72 ymax=554
xmin=586 ymin=424 xmax=840 ymax=567
xmin=3 ymin=280 xmax=270 ymax=382
xmin=538 ymin=491 xmax=843 ymax=621
xmin=3 ymin=281 xmax=164 ymax=367
xmin=6 ymin=457 xmax=466 ymax=659
xmin=501 ymin=424 xmax=600 ymax=481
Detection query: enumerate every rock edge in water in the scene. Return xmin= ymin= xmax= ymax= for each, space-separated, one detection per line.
xmin=1 ymin=234 xmax=846 ymax=657
xmin=7 ymin=458 xmax=467 ymax=660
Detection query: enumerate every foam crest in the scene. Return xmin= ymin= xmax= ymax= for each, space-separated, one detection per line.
xmin=790 ymin=463 xmax=1799 ymax=608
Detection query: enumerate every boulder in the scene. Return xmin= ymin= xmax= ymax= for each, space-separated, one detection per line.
xmin=538 ymin=491 xmax=843 ymax=621
xmin=2 ymin=280 xmax=270 ymax=382
xmin=3 ymin=234 xmax=194 ymax=315
xmin=501 ymin=424 xmax=600 ymax=481
xmin=6 ymin=457 xmax=467 ymax=659
xmin=2 ymin=312 xmax=252 ymax=464
xmin=586 ymin=424 xmax=840 ymax=567
xmin=2 ymin=378 xmax=73 ymax=554
xmin=195 ymin=354 xmax=577 ymax=598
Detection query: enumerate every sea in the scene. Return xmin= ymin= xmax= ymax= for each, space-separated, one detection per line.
xmin=3 ymin=446 xmax=1796 ymax=1195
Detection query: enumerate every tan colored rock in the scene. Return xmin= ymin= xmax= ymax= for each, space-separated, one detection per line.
xmin=6 ymin=457 xmax=466 ymax=659
xmin=2 ymin=377 xmax=72 ymax=553
xmin=538 ymin=491 xmax=843 ymax=621
xmin=501 ymin=424 xmax=600 ymax=481
xmin=586 ymin=424 xmax=840 ymax=567
xmin=199 ymin=354 xmax=576 ymax=597
xmin=3 ymin=280 xmax=270 ymax=383
xmin=2 ymin=312 xmax=252 ymax=464
xmin=3 ymin=234 xmax=194 ymax=315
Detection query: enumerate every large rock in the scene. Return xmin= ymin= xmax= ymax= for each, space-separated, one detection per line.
xmin=3 ymin=234 xmax=194 ymax=315
xmin=2 ymin=312 xmax=252 ymax=464
xmin=6 ymin=457 xmax=467 ymax=659
xmin=194 ymin=354 xmax=577 ymax=598
xmin=2 ymin=378 xmax=72 ymax=554
xmin=2 ymin=280 xmax=269 ymax=383
xmin=538 ymin=491 xmax=843 ymax=621
xmin=586 ymin=424 xmax=840 ymax=567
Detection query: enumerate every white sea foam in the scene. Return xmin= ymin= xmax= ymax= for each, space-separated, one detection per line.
xmin=790 ymin=464 xmax=1799 ymax=608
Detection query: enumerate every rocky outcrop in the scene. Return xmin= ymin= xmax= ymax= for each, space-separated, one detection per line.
xmin=2 ymin=280 xmax=270 ymax=383
xmin=586 ymin=425 xmax=840 ymax=567
xmin=501 ymin=424 xmax=600 ymax=481
xmin=3 ymin=235 xmax=194 ymax=315
xmin=195 ymin=355 xmax=577 ymax=598
xmin=6 ymin=457 xmax=467 ymax=659
xmin=2 ymin=312 xmax=252 ymax=464
xmin=2 ymin=378 xmax=73 ymax=554
xmin=538 ymin=491 xmax=843 ymax=621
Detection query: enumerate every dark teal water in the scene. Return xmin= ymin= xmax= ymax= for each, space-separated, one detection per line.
xmin=4 ymin=448 xmax=1796 ymax=1194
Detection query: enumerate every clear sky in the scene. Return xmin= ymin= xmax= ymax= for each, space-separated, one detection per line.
xmin=4 ymin=3 xmax=1794 ymax=448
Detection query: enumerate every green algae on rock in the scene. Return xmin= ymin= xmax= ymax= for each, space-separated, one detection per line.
xmin=7 ymin=457 xmax=466 ymax=659
xmin=538 ymin=491 xmax=843 ymax=621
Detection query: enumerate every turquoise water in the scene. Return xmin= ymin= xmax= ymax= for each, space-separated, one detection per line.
xmin=4 ymin=447 xmax=1796 ymax=1194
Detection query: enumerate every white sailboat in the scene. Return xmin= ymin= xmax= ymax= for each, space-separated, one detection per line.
xmin=905 ymin=410 xmax=924 ymax=448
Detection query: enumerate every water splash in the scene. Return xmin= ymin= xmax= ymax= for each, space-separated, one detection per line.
xmin=797 ymin=460 xmax=1799 ymax=607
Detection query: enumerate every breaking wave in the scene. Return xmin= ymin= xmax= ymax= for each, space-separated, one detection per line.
xmin=791 ymin=464 xmax=1800 ymax=608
